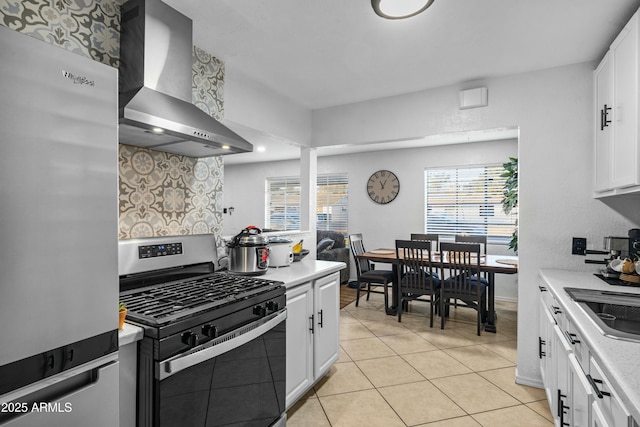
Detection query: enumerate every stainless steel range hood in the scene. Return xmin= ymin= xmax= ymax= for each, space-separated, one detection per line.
xmin=118 ymin=0 xmax=252 ymax=157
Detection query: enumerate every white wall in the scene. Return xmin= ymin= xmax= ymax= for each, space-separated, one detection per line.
xmin=310 ymin=62 xmax=640 ymax=387
xmin=224 ymin=66 xmax=312 ymax=146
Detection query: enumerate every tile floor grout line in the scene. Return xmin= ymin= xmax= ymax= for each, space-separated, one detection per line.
xmin=289 ymin=298 xmax=553 ymax=426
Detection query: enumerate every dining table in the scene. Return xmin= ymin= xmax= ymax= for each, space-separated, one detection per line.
xmin=356 ymin=248 xmax=518 ymax=333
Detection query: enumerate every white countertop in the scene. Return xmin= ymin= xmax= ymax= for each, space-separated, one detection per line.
xmin=539 ymin=269 xmax=640 ymax=422
xmin=260 ymin=259 xmax=346 ymax=289
xmin=118 ymin=258 xmax=346 ymax=348
xmin=118 ymin=322 xmax=144 ymax=347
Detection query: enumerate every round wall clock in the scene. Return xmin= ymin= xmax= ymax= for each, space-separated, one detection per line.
xmin=367 ymin=170 xmax=399 ymax=204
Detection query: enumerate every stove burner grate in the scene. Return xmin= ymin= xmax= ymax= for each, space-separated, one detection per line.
xmin=120 ymin=272 xmax=282 ymax=325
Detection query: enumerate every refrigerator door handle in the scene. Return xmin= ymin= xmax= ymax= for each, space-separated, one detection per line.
xmin=0 ymin=354 xmax=117 ymax=408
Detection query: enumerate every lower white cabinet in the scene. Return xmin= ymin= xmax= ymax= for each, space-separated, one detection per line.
xmin=589 ymin=357 xmax=634 ymax=427
xmin=539 ymin=282 xmax=636 ymax=427
xmin=285 ymin=272 xmax=340 ymax=409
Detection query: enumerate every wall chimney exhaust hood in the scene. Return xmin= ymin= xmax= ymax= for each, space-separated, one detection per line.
xmin=118 ymin=0 xmax=253 ymax=157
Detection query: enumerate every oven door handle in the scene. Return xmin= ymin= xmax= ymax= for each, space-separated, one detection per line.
xmin=160 ymin=309 xmax=287 ymax=380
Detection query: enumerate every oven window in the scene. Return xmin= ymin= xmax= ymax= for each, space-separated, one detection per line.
xmin=158 ymin=320 xmax=286 ymax=427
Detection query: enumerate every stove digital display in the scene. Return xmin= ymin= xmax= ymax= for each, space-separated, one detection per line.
xmin=138 ymin=243 xmax=183 ymax=259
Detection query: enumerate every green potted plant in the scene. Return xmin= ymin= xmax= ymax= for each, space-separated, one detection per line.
xmin=501 ymin=157 xmax=518 ymax=253
xmin=119 ymin=301 xmax=127 ymax=330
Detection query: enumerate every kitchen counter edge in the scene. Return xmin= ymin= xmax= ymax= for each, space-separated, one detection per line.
xmin=262 ymin=259 xmax=346 ymax=289
xmin=539 ymin=269 xmax=640 ymax=422
xmin=119 ymin=322 xmax=144 ymax=347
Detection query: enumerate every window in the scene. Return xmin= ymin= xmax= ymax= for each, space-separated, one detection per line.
xmin=316 ymin=174 xmax=349 ymax=235
xmin=265 ymin=177 xmax=301 ymax=231
xmin=265 ymin=174 xmax=349 ymax=233
xmin=424 ymin=165 xmax=517 ymax=245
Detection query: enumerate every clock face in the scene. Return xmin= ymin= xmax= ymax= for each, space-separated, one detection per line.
xmin=367 ymin=170 xmax=399 ymax=204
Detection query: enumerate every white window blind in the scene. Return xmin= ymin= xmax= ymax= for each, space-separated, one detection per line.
xmin=265 ymin=174 xmax=349 ymax=233
xmin=316 ymin=174 xmax=349 ymax=235
xmin=265 ymin=177 xmax=301 ymax=231
xmin=424 ymin=165 xmax=517 ymax=245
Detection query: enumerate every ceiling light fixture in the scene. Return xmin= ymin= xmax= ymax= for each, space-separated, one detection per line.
xmin=371 ymin=0 xmax=435 ymax=19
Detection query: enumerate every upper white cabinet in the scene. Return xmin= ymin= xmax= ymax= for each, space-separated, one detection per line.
xmin=594 ymin=10 xmax=640 ymax=196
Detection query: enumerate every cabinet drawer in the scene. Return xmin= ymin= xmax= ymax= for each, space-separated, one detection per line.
xmin=564 ymin=317 xmax=588 ymax=367
xmin=589 ymin=356 xmax=633 ymax=427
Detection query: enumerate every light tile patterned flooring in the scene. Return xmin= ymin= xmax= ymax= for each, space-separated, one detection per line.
xmin=286 ymin=292 xmax=553 ymax=427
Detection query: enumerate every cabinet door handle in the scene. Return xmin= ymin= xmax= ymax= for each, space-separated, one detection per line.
xmin=309 ymin=314 xmax=315 ymax=334
xmin=538 ymin=337 xmax=546 ymax=358
xmin=564 ymin=330 xmax=581 ymax=345
xmin=318 ymin=309 xmax=324 ymax=328
xmin=587 ymin=374 xmax=611 ymax=398
xmin=558 ymin=389 xmax=569 ymax=426
xmin=538 ymin=286 xmax=547 ymax=292
xmin=552 ymin=306 xmax=562 ymax=315
xmin=601 ymin=104 xmax=612 ymax=130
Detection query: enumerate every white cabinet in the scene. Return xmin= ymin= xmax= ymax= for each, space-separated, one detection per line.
xmin=285 ymin=281 xmax=314 ymax=407
xmin=569 ymin=353 xmax=595 ymax=427
xmin=285 ymin=272 xmax=340 ymax=409
xmin=313 ymin=272 xmax=340 ymax=378
xmin=538 ymin=286 xmax=556 ymax=410
xmin=589 ymin=357 xmax=634 ymax=427
xmin=594 ymin=10 xmax=640 ymax=196
xmin=594 ymin=51 xmax=613 ymax=192
xmin=538 ymin=281 xmax=638 ymax=427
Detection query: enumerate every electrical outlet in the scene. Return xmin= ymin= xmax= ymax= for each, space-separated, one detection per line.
xmin=572 ymin=237 xmax=587 ymax=255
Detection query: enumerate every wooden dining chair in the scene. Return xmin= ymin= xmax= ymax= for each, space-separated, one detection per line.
xmin=455 ymin=234 xmax=487 ymax=255
xmin=454 ymin=234 xmax=488 ymax=284
xmin=410 ymin=233 xmax=439 ymax=252
xmin=439 ymin=242 xmax=487 ymax=335
xmin=349 ymin=233 xmax=394 ymax=311
xmin=395 ymin=240 xmax=440 ymax=326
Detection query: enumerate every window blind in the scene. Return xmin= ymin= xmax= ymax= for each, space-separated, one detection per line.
xmin=424 ymin=165 xmax=517 ymax=245
xmin=316 ymin=174 xmax=349 ymax=235
xmin=265 ymin=177 xmax=301 ymax=231
xmin=265 ymin=174 xmax=349 ymax=234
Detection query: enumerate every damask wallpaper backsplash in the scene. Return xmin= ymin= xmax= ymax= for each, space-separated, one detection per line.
xmin=0 ymin=0 xmax=228 ymax=241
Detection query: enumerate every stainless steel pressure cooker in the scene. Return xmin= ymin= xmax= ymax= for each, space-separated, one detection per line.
xmin=227 ymin=226 xmax=270 ymax=275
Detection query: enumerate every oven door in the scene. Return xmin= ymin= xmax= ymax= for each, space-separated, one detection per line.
xmin=146 ymin=309 xmax=286 ymax=427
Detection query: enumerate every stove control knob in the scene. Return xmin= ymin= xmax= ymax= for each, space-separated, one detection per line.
xmin=202 ymin=324 xmax=218 ymax=338
xmin=253 ymin=305 xmax=267 ymax=317
xmin=266 ymin=301 xmax=279 ymax=311
xmin=181 ymin=332 xmax=200 ymax=347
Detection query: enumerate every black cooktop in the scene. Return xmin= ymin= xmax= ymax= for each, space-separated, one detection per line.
xmin=120 ymin=272 xmax=283 ymax=326
xmin=595 ymin=273 xmax=640 ymax=288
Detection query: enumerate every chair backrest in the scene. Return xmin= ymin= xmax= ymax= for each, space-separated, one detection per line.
xmin=440 ymin=242 xmax=482 ymax=296
xmin=349 ymin=233 xmax=372 ymax=277
xmin=454 ymin=234 xmax=487 ymax=254
xmin=410 ymin=233 xmax=439 ymax=251
xmin=396 ymin=239 xmax=437 ymax=293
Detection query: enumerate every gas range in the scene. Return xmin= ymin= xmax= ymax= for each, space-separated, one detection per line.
xmin=118 ymin=235 xmax=287 ymax=427
xmin=118 ymin=235 xmax=285 ymax=346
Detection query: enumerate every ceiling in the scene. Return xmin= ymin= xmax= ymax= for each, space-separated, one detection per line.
xmin=164 ymin=0 xmax=640 ymax=163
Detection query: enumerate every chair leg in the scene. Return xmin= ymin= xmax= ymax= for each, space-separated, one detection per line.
xmin=440 ymin=291 xmax=446 ymax=330
xmin=383 ymin=282 xmax=390 ymax=315
xmin=429 ymin=295 xmax=434 ymax=328
xmin=355 ymin=281 xmax=361 ymax=306
xmin=397 ymin=294 xmax=402 ymax=323
xmin=366 ymin=283 xmax=371 ymax=301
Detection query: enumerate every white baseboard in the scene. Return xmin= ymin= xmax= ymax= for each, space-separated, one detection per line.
xmin=515 ymin=371 xmax=544 ymax=389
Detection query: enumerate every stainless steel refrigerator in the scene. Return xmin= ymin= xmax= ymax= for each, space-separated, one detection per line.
xmin=0 ymin=26 xmax=119 ymax=426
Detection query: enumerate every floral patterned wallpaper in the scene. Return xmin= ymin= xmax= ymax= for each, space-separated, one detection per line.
xmin=0 ymin=0 xmax=227 ymax=241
